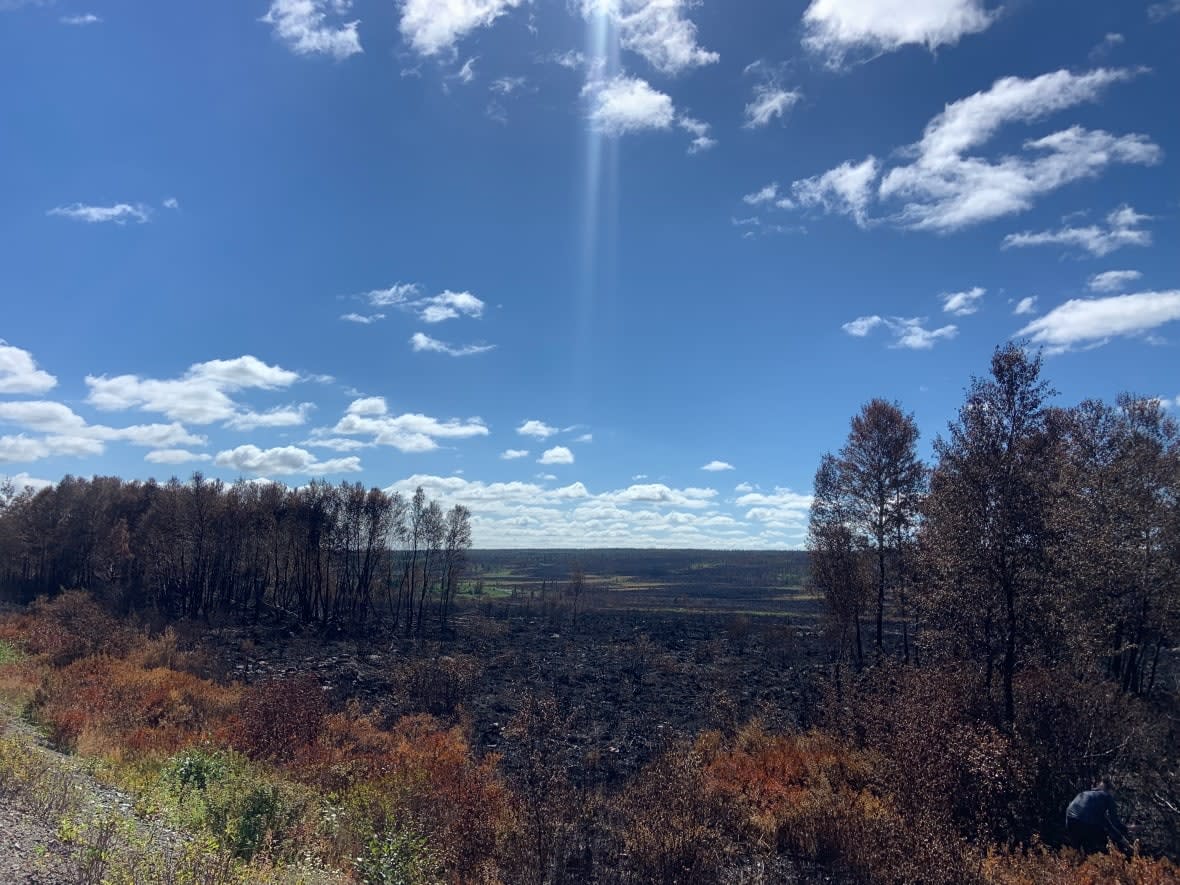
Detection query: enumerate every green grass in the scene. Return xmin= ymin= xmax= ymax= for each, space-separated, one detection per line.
xmin=0 ymin=640 xmax=24 ymax=666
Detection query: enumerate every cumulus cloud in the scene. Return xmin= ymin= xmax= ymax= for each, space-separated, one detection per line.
xmin=1003 ymin=205 xmax=1153 ymax=257
xmin=382 ymin=474 xmax=781 ymax=548
xmin=214 ymin=444 xmax=361 ymax=476
xmin=1013 ymin=296 xmax=1038 ymax=316
xmin=517 ymin=420 xmax=558 ymax=439
xmin=1088 ymin=270 xmax=1143 ymax=293
xmin=416 ymin=290 xmax=485 ymax=323
xmin=735 ymin=486 xmax=813 ymax=526
xmin=500 ymin=449 xmax=530 ymax=459
xmin=842 ymin=316 xmax=957 ymax=349
xmin=0 ymin=400 xmax=204 ymax=462
xmin=582 ymin=0 xmax=718 ymax=75
xmin=941 ymin=286 xmax=985 ymax=316
xmin=743 ymin=183 xmax=781 ymax=206
xmin=60 ymin=13 xmax=100 ymax=25
xmin=312 ymin=397 xmax=489 ymax=453
xmin=224 ymin=403 xmax=314 ymax=430
xmin=410 ymin=332 xmax=494 ymax=356
xmin=786 ymin=69 xmax=1159 ymax=233
xmin=261 ymin=0 xmax=362 ymax=59
xmin=399 ymin=0 xmax=523 ymax=57
xmin=584 ymin=75 xmax=675 ymax=135
xmin=341 ymin=312 xmax=385 ymax=324
xmin=802 ymin=0 xmax=997 ymax=66
xmin=791 ymin=157 xmax=880 ymax=227
xmin=86 ymin=355 xmax=301 ymax=425
xmin=47 ymin=203 xmax=150 ymax=224
xmin=701 ymin=460 xmax=734 ymax=471
xmin=1016 ymin=291 xmax=1180 ymax=354
xmin=538 ymin=446 xmax=574 ymax=465
xmin=0 ymin=342 xmax=57 ymax=394
xmin=364 ymin=282 xmax=421 ymax=306
xmin=1 ymin=472 xmax=54 ymax=494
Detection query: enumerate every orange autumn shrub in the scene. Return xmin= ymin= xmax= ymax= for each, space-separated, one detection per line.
xmin=342 ymin=714 xmax=510 ymax=882
xmin=982 ymin=843 xmax=1180 ymax=884
xmin=0 ymin=591 xmax=135 ymax=666
xmin=228 ymin=675 xmax=329 ymax=763
xmin=39 ymin=654 xmax=239 ymax=755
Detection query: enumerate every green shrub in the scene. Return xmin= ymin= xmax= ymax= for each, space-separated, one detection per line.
xmin=355 ymin=827 xmax=440 ymax=885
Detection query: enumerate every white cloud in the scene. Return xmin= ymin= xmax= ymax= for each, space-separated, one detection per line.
xmin=0 ymin=436 xmax=53 ymax=463
xmin=341 ymin=312 xmax=385 ymax=324
xmin=145 ymin=449 xmax=213 ymax=465
xmin=842 ymin=315 xmax=884 ymax=337
xmin=843 ymin=316 xmax=957 ymax=349
xmin=0 ymin=342 xmax=57 ymax=394
xmin=735 ymin=486 xmax=813 ymax=525
xmin=1013 ymin=296 xmax=1038 ymax=316
xmin=2 ymin=472 xmax=54 ymax=494
xmin=734 ymin=481 xmax=754 ymax=493
xmin=1089 ymin=32 xmax=1124 ymax=61
xmin=791 ymin=156 xmax=880 ymax=227
xmin=378 ymin=471 xmax=813 ymax=547
xmin=1003 ymin=205 xmax=1153 ymax=257
xmin=1088 ymin=270 xmax=1143 ymax=293
xmin=416 ymin=290 xmax=485 ymax=323
xmin=744 ymin=85 xmax=802 ymax=129
xmin=162 ymin=197 xmax=180 ymax=210
xmin=802 ymin=0 xmax=997 ymax=66
xmin=214 ymin=444 xmax=361 ymax=476
xmin=517 ymin=419 xmax=558 ymax=439
xmin=1148 ymin=0 xmax=1180 ymax=22
xmin=743 ymin=183 xmax=781 ymax=206
xmin=573 ymin=433 xmax=593 ymax=444
xmin=399 ymin=0 xmax=523 ymax=57
xmin=316 ymin=399 xmax=489 ymax=453
xmin=0 ymin=401 xmax=205 ymax=456
xmin=584 ymin=75 xmax=675 ymax=135
xmin=701 ymin=460 xmax=735 ymax=471
xmin=582 ymin=0 xmax=718 ymax=76
xmin=224 ymin=403 xmax=313 ymax=430
xmin=1016 ymin=292 xmax=1180 ymax=354
xmin=491 ymin=75 xmax=527 ymax=95
xmin=48 ymin=203 xmax=150 ymax=224
xmin=409 ymin=332 xmax=494 ymax=356
xmin=538 ymin=446 xmax=574 ymax=465
xmin=788 ymin=69 xmax=1159 ymax=233
xmin=678 ymin=116 xmax=716 ymax=154
xmin=941 ymin=286 xmax=985 ymax=316
xmin=261 ymin=0 xmax=362 ymax=60
xmin=365 ymin=282 xmax=421 ymax=306
xmin=60 ymin=13 xmax=100 ymax=25
xmin=454 ymin=57 xmax=477 ymax=84
xmin=500 ymin=448 xmax=530 ymax=460
xmin=86 ymin=355 xmax=301 ymax=424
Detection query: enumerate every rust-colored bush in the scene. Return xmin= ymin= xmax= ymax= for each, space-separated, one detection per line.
xmin=0 ymin=591 xmax=135 ymax=666
xmin=38 ymin=654 xmax=239 ymax=755
xmin=231 ymin=675 xmax=329 ymax=763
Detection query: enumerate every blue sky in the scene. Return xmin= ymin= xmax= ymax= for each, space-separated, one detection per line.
xmin=1 ymin=0 xmax=1178 ymax=548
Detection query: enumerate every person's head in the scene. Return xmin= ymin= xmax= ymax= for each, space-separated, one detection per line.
xmin=1094 ymin=777 xmax=1115 ymax=793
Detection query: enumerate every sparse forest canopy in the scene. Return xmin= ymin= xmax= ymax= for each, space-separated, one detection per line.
xmin=0 ymin=475 xmax=472 ymax=634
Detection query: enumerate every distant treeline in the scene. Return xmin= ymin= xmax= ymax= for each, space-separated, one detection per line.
xmin=0 ymin=475 xmax=471 ymax=633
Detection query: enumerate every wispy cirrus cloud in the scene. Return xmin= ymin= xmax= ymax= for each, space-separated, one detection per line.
xmin=1003 ymin=205 xmax=1153 ymax=257
xmin=782 ymin=68 xmax=1159 ymax=233
xmin=48 ymin=202 xmax=150 ymax=224
xmin=410 ymin=332 xmax=494 ymax=357
xmin=1087 ymin=270 xmax=1142 ymax=292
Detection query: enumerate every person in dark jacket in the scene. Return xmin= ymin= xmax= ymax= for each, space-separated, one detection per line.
xmin=1066 ymin=779 xmax=1131 ymax=853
